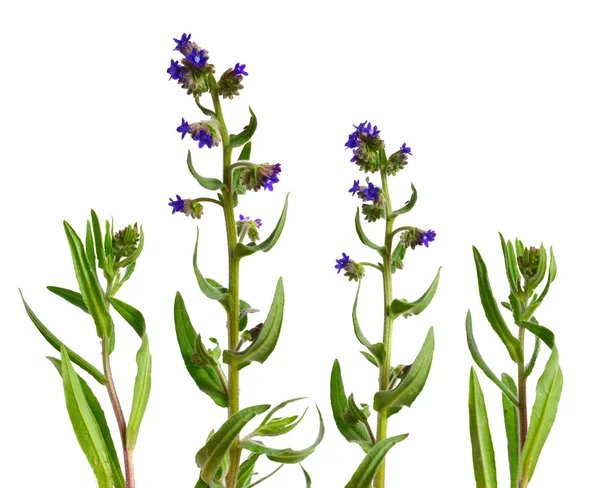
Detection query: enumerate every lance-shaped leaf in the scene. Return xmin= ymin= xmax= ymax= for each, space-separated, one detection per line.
xmin=473 ymin=246 xmax=522 ymax=363
xmin=85 ymin=221 xmax=96 ymax=269
xmin=469 ymin=368 xmax=497 ymax=488
xmin=48 ymin=357 xmax=125 ymax=488
xmin=239 ymin=407 xmax=325 ymax=464
xmin=64 ymin=221 xmax=113 ymax=339
xmin=195 ymin=96 xmax=217 ymax=118
xmin=300 ymin=464 xmax=311 ymax=487
xmin=344 ymin=434 xmax=408 ymax=488
xmin=519 ymin=347 xmax=563 ymax=484
xmin=525 ymin=336 xmax=541 ymax=378
xmin=193 ymin=229 xmax=233 ymax=309
xmin=21 ymin=292 xmax=106 ymax=384
xmin=47 ymin=286 xmax=89 ymax=314
xmin=253 ymin=397 xmax=307 ymax=437
xmin=196 ymin=404 xmax=270 ymax=483
xmin=466 ymin=311 xmax=519 ymax=407
xmin=373 ymin=327 xmax=435 ymax=414
xmin=223 ymin=278 xmax=284 ymax=369
xmin=501 ymin=373 xmax=519 ymax=488
xmin=237 ymin=453 xmax=260 ymax=488
xmin=499 ymin=233 xmax=522 ymax=297
xmin=118 ymin=225 xmax=144 ymax=269
xmin=245 ymin=465 xmax=284 ymax=487
xmin=389 ymin=267 xmax=441 ymax=319
xmin=229 ymin=106 xmax=257 ymax=149
xmin=238 ymin=141 xmax=252 ymax=161
xmin=174 ymin=292 xmax=228 ymax=407
xmin=522 ymin=320 xmax=555 ymax=349
xmin=360 ymin=351 xmax=378 ymax=367
xmin=108 ymin=297 xmax=145 ymax=337
xmin=330 ymin=360 xmax=373 ymax=451
xmin=390 ymin=183 xmax=418 ymax=218
xmin=354 ymin=208 xmax=383 ymax=251
xmin=352 ymin=282 xmax=385 ymax=365
xmin=91 ymin=210 xmax=107 ymax=271
xmin=104 ymin=219 xmax=113 ymax=260
xmin=127 ymin=333 xmax=151 ymax=451
xmin=234 ymin=194 xmax=289 ymax=258
xmin=59 ymin=346 xmax=113 ymax=488
xmin=187 ymin=150 xmax=223 ymax=190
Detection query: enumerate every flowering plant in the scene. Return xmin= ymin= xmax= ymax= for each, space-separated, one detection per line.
xmin=331 ymin=122 xmax=440 ymax=487
xmin=466 ymin=237 xmax=562 ymax=488
xmin=21 ymin=212 xmax=150 ymax=488
xmin=167 ymin=34 xmax=322 ymax=487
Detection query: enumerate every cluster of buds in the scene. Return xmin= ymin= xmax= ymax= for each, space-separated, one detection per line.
xmin=218 ymin=63 xmax=248 ymax=99
xmin=241 ymin=323 xmax=263 ymax=343
xmin=167 ymin=33 xmax=216 ymax=96
xmin=517 ymin=246 xmax=541 ymax=280
xmin=239 ymin=163 xmax=282 ymax=192
xmin=176 ymin=118 xmax=221 ymax=149
xmin=334 ymin=253 xmax=365 ymax=282
xmin=168 ymin=195 xmax=203 ymax=219
xmin=385 ymin=143 xmax=412 ymax=175
xmin=236 ymin=215 xmax=262 ymax=243
xmin=399 ymin=227 xmax=437 ymax=250
xmin=349 ymin=179 xmax=386 ymax=222
xmin=345 ymin=121 xmax=384 ymax=173
xmin=112 ymin=224 xmax=140 ymax=262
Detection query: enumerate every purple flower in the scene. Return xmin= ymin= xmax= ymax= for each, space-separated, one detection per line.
xmin=167 ymin=60 xmax=184 ymax=81
xmin=356 ymin=121 xmax=380 ymax=137
xmin=192 ymin=130 xmax=213 ymax=149
xmin=349 ymin=180 xmax=360 ymax=196
xmin=362 ymin=182 xmax=380 ymax=201
xmin=263 ymin=163 xmax=281 ymax=191
xmin=335 ymin=253 xmax=351 ymax=274
xmin=420 ymin=229 xmax=436 ymax=248
xmin=185 ymin=48 xmax=209 ymax=68
xmin=173 ymin=33 xmax=191 ymax=52
xmin=176 ymin=118 xmax=190 ymax=139
xmin=401 ymin=142 xmax=412 ymax=156
xmin=234 ymin=63 xmax=248 ymax=76
xmin=239 ymin=215 xmax=262 ymax=228
xmin=169 ymin=195 xmax=185 ymax=214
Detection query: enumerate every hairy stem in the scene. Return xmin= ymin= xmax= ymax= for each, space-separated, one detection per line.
xmin=517 ymin=296 xmax=530 ymax=488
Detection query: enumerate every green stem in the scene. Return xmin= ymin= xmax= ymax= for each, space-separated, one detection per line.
xmin=210 ymin=80 xmax=242 ymax=488
xmin=191 ymin=197 xmax=224 ymax=207
xmin=374 ymin=170 xmax=395 ymax=488
xmin=517 ymin=298 xmax=529 ymax=488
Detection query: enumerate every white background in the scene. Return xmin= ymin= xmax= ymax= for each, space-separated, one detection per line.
xmin=1 ymin=1 xmax=599 ymax=486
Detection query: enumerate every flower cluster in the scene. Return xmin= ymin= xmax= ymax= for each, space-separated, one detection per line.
xmin=176 ymin=118 xmax=220 ymax=149
xmin=168 ymin=195 xmax=203 ymax=219
xmin=349 ymin=180 xmax=385 ymax=222
xmin=399 ymin=228 xmax=437 ymax=250
xmin=334 ymin=253 xmax=365 ymax=282
xmin=237 ymin=214 xmax=262 ymax=243
xmin=218 ymin=63 xmax=249 ymax=99
xmin=167 ymin=33 xmax=215 ymax=96
xmin=345 ymin=121 xmax=384 ymax=173
xmin=386 ymin=143 xmax=412 ymax=176
xmin=112 ymin=224 xmax=140 ymax=262
xmin=239 ymin=163 xmax=282 ymax=192
xmin=517 ymin=245 xmax=541 ymax=280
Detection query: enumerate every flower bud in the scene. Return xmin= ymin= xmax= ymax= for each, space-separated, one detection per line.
xmin=112 ymin=224 xmax=139 ymax=261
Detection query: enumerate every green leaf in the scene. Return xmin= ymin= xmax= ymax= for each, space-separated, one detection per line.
xmin=108 ymin=297 xmax=146 ymax=337
xmin=59 ymin=346 xmax=113 ymax=488
xmin=254 ymin=397 xmax=307 ymax=437
xmin=390 ymin=183 xmax=418 ymax=218
xmin=104 ymin=220 xmax=113 ymax=259
xmin=501 ymin=373 xmax=519 ymax=488
xmin=352 ymin=282 xmax=385 ymax=365
xmin=469 ymin=368 xmax=498 ymax=488
xmin=519 ymin=347 xmax=563 ymax=484
xmin=238 ymin=141 xmax=252 ymax=161
xmin=330 ymin=360 xmax=372 ymax=451
xmin=223 ymin=278 xmax=284 ymax=369
xmin=48 ymin=357 xmax=125 ymax=488
xmin=234 ymin=194 xmax=289 ymax=258
xmin=373 ymin=327 xmax=435 ymax=414
xmin=174 ymin=292 xmax=228 ymax=407
xmin=85 ymin=221 xmax=96 ymax=271
xmin=127 ymin=333 xmax=151 ymax=451
xmin=344 ymin=434 xmax=408 ymax=488
xmin=499 ymin=233 xmax=522 ymax=297
xmin=229 ymin=106 xmax=257 ymax=149
xmin=91 ymin=210 xmax=106 ymax=271
xmin=360 ymin=351 xmax=378 ymax=367
xmin=187 ymin=150 xmax=223 ymax=190
xmin=47 ymin=286 xmax=89 ymax=314
xmin=525 ymin=336 xmax=541 ymax=378
xmin=196 ymin=404 xmax=270 ymax=483
xmin=300 ymin=464 xmax=311 ymax=487
xmin=237 ymin=453 xmax=260 ymax=488
xmin=523 ymin=247 xmax=557 ymax=321
xmin=21 ymin=292 xmax=106 ymax=384
xmin=473 ymin=246 xmax=522 ymax=363
xmin=64 ymin=221 xmax=113 ymax=339
xmin=354 ymin=208 xmax=383 ymax=251
xmin=193 ymin=229 xmax=233 ymax=309
xmin=239 ymin=407 xmax=324 ymax=464
xmin=195 ymin=96 xmax=217 ymax=118
xmin=246 ymin=465 xmax=284 ymax=488
xmin=465 ymin=310 xmax=519 ymax=407
xmin=389 ymin=267 xmax=441 ymax=319
xmin=522 ymin=320 xmax=555 ymax=349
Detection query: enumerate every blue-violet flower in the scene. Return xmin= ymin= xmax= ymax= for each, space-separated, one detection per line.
xmin=169 ymin=195 xmax=185 ymax=214
xmin=234 ymin=63 xmax=248 ymax=76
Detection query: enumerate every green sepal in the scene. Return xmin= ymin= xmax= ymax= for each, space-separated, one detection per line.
xmin=196 ymin=404 xmax=270 ymax=482
xmin=501 ymin=373 xmax=519 ymax=488
xmin=468 ymin=368 xmax=498 ymax=488
xmin=239 ymin=407 xmax=324 ymax=464
xmin=234 ymin=194 xmax=289 ymax=258
xmin=21 ymin=291 xmax=106 ymax=384
xmin=465 ymin=311 xmax=519 ymax=407
xmin=373 ymin=327 xmax=435 ymax=415
xmin=330 ymin=360 xmax=373 ymax=451
xmin=58 ymin=346 xmax=113 ymax=488
xmin=389 ymin=267 xmax=441 ymax=319
xmin=187 ymin=150 xmax=224 ymax=191
xmin=354 ymin=208 xmax=383 ymax=252
xmin=518 ymin=347 xmax=563 ymax=484
xmin=223 ymin=278 xmax=284 ymax=369
xmin=253 ymin=397 xmax=307 ymax=437
xmin=343 ymin=434 xmax=408 ymax=488
xmin=236 ymin=453 xmax=260 ymax=488
xmin=126 ymin=333 xmax=151 ymax=451
xmin=108 ymin=297 xmax=146 ymax=337
xmin=193 ymin=229 xmax=233 ymax=309
xmin=48 ymin=357 xmax=125 ymax=488
xmin=390 ymin=183 xmax=418 ymax=218
xmin=228 ymin=107 xmax=257 ymax=149
xmin=473 ymin=246 xmax=523 ymax=363
xmin=352 ymin=281 xmax=385 ymax=365
xmin=47 ymin=286 xmax=89 ymax=314
xmin=174 ymin=292 xmax=228 ymax=407
xmin=499 ymin=233 xmax=523 ymax=297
